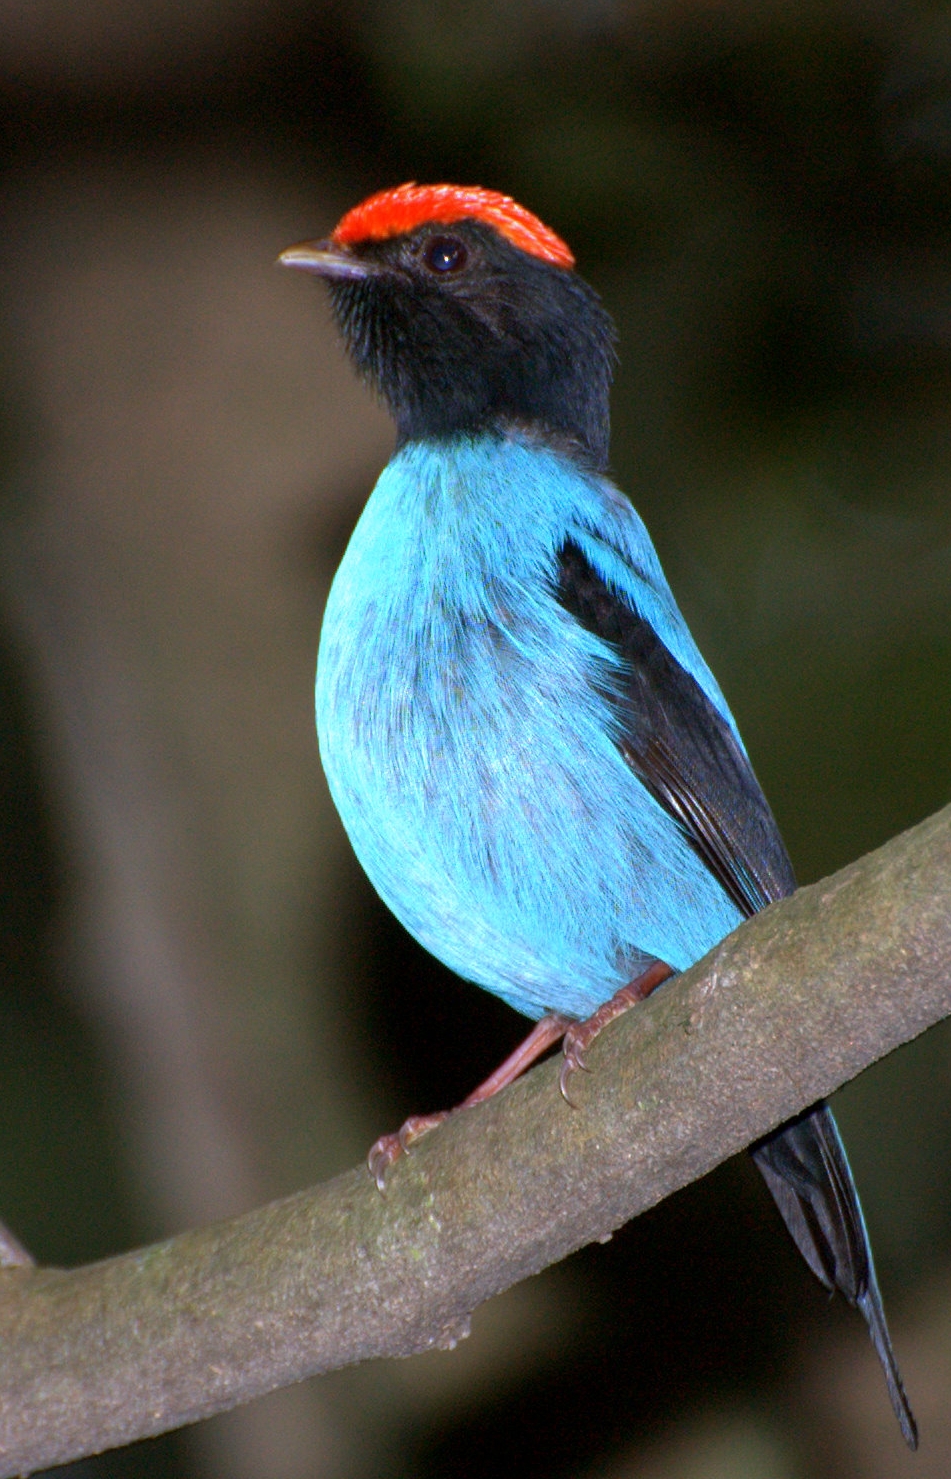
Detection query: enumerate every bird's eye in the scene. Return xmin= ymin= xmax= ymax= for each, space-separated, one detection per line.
xmin=423 ymin=235 xmax=468 ymax=274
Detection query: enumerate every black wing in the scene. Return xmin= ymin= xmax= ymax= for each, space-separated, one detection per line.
xmin=557 ymin=537 xmax=917 ymax=1449
xmin=558 ymin=537 xmax=795 ymax=910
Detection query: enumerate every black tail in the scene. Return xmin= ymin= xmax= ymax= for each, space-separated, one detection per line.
xmin=752 ymin=1102 xmax=917 ymax=1450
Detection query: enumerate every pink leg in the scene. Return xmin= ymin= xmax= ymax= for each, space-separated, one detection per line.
xmin=368 ymin=1012 xmax=571 ymax=1190
xmin=560 ymin=959 xmax=673 ymax=1105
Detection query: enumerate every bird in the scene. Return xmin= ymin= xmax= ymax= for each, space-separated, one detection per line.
xmin=280 ymin=181 xmax=917 ymax=1448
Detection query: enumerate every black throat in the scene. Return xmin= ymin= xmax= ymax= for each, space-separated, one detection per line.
xmin=326 ymin=221 xmax=617 ymax=470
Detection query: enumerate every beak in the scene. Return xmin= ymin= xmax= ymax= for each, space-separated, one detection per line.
xmin=277 ymin=238 xmax=378 ymax=281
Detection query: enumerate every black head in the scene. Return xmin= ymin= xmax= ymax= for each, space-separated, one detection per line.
xmin=281 ymin=187 xmax=616 ymax=470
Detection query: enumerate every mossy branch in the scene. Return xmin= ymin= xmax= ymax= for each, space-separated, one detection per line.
xmin=1 ymin=805 xmax=950 ymax=1475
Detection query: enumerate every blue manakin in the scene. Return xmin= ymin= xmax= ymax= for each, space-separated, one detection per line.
xmin=280 ymin=182 xmax=916 ymax=1448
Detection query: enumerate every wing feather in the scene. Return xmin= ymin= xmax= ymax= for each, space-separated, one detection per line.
xmin=556 ymin=537 xmax=795 ymax=910
xmin=555 ymin=534 xmax=917 ymax=1449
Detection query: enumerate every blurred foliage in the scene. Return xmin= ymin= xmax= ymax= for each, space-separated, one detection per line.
xmin=1 ymin=2 xmax=950 ymax=1477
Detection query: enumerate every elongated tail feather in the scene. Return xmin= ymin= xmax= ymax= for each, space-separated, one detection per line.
xmin=752 ymin=1103 xmax=918 ymax=1450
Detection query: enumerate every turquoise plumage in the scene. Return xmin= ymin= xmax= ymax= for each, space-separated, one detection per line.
xmin=317 ymin=433 xmax=743 ymax=1021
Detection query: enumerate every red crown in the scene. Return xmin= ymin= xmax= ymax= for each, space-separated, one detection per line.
xmin=332 ymin=183 xmax=575 ymax=269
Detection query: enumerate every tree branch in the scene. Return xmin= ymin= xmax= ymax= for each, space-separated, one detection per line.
xmin=1 ymin=804 xmax=950 ymax=1475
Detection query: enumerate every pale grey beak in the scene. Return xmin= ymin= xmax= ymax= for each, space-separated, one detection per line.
xmin=277 ymin=239 xmax=378 ymax=281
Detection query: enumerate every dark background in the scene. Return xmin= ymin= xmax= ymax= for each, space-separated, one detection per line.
xmin=1 ymin=2 xmax=950 ymax=1476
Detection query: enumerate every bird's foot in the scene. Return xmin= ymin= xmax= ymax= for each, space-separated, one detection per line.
xmin=368 ymin=1113 xmax=449 ymax=1192
xmin=560 ymin=960 xmax=673 ymax=1105
xmin=368 ymin=1012 xmax=571 ymax=1191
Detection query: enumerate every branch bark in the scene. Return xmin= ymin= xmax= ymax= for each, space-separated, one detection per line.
xmin=2 ymin=804 xmax=950 ymax=1476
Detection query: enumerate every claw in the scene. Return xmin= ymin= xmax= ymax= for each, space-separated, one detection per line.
xmin=368 ymin=1132 xmax=402 ymax=1192
xmin=368 ymin=1112 xmax=449 ymax=1191
xmin=558 ymin=961 xmax=673 ymax=1109
xmin=559 ymin=1029 xmax=592 ymax=1105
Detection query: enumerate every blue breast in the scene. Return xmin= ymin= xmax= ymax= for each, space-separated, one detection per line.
xmin=316 ymin=433 xmax=744 ymax=1020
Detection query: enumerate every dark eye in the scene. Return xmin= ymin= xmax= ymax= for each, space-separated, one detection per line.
xmin=423 ymin=235 xmax=468 ymax=274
